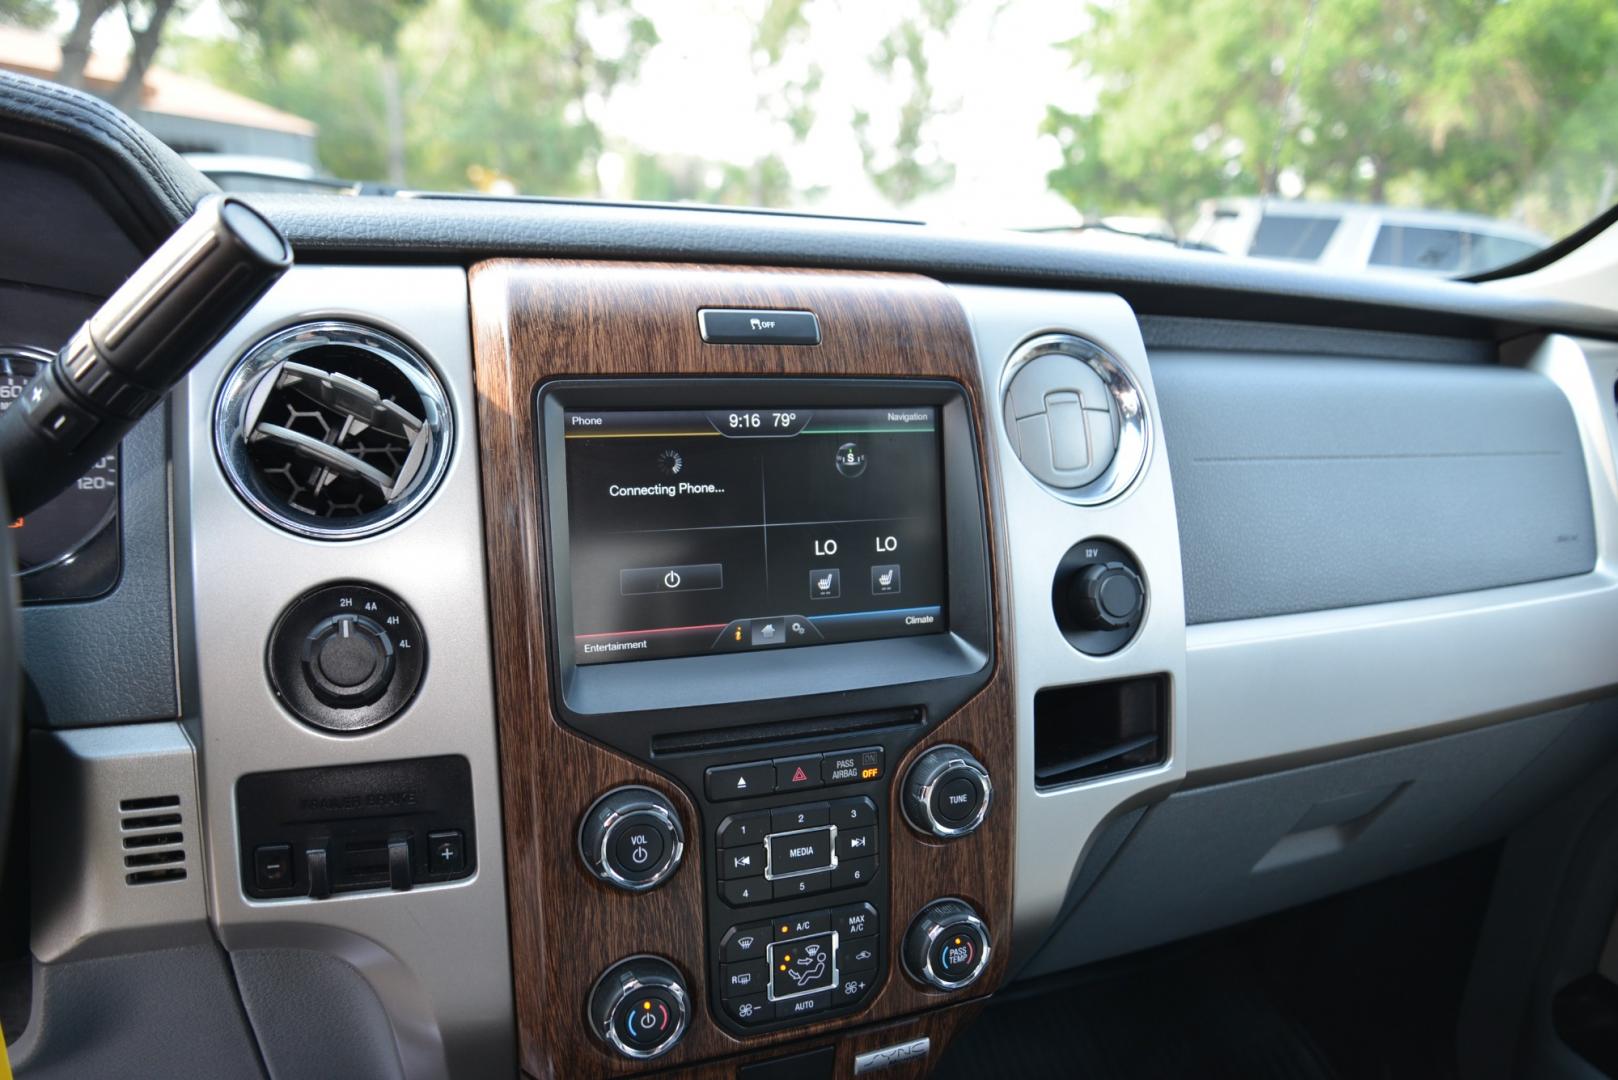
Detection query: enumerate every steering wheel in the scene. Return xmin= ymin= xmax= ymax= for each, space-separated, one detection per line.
xmin=0 ymin=475 xmax=18 ymax=881
xmin=0 ymin=476 xmax=17 ymax=880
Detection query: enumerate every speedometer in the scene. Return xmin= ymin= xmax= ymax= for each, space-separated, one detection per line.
xmin=1 ymin=345 xmax=120 ymax=575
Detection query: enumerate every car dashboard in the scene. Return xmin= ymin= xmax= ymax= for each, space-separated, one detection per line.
xmin=5 ymin=70 xmax=1618 ymax=1080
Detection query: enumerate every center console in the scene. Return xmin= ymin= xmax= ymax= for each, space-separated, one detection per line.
xmin=469 ymin=261 xmax=1015 ymax=1075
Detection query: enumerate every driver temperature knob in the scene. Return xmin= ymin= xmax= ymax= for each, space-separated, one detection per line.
xmin=902 ymin=899 xmax=992 ymax=991
xmin=588 ymin=956 xmax=690 ymax=1060
xmin=578 ymin=786 xmax=685 ymax=892
xmin=302 ymin=614 xmax=396 ymax=707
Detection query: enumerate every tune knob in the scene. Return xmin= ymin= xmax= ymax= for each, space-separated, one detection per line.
xmin=1069 ymin=561 xmax=1144 ymax=631
xmin=903 ymin=744 xmax=992 ymax=838
xmin=578 ymin=786 xmax=685 ymax=891
xmin=301 ymin=614 xmax=396 ymax=707
xmin=902 ymin=899 xmax=992 ymax=991
xmin=588 ymin=956 xmax=690 ymax=1060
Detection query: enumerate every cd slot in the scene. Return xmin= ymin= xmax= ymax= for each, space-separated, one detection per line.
xmin=651 ymin=707 xmax=923 ymax=756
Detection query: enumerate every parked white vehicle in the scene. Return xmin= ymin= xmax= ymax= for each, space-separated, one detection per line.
xmin=1188 ymin=198 xmax=1548 ymax=276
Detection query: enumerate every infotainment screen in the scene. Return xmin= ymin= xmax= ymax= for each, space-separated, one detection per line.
xmin=561 ymin=406 xmax=947 ymax=665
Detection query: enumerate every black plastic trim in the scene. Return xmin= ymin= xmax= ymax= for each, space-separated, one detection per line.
xmin=241 ymin=192 xmax=1618 ymax=343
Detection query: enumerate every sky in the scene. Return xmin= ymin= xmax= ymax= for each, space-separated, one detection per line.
xmin=67 ymin=0 xmax=1096 ymax=227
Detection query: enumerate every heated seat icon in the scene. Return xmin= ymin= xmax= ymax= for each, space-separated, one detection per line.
xmin=810 ymin=568 xmax=841 ymax=599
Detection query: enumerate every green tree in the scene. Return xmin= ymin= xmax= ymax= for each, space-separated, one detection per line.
xmin=853 ymin=0 xmax=959 ymax=207
xmin=0 ymin=0 xmax=54 ymax=29
xmin=186 ymin=0 xmax=657 ymax=195
xmin=1045 ymin=0 xmax=1618 ymax=237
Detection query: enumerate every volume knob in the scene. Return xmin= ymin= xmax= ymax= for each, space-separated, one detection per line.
xmin=578 ymin=786 xmax=685 ymax=891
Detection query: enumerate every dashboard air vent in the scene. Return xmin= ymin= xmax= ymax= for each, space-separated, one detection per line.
xmin=215 ymin=322 xmax=452 ymax=539
xmin=119 ymin=794 xmax=187 ymax=885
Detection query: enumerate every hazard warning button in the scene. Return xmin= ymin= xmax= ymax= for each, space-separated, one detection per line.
xmin=774 ymin=755 xmax=824 ymax=793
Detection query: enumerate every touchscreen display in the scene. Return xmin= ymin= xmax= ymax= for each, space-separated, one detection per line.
xmin=562 ymin=406 xmax=947 ymax=665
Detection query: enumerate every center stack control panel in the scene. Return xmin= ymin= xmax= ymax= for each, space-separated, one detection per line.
xmin=576 ymin=724 xmax=996 ymax=1058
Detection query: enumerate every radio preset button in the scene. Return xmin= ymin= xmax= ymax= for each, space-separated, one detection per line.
xmin=829 ymin=796 xmax=877 ymax=828
xmin=832 ymin=857 xmax=876 ymax=889
xmin=771 ymin=802 xmax=829 ymax=832
xmin=773 ymin=870 xmax=831 ymax=899
xmin=716 ymin=811 xmax=770 ymax=847
xmin=722 ymin=879 xmax=769 ymax=906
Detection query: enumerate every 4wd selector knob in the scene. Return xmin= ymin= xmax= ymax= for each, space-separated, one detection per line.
xmin=1070 ymin=561 xmax=1144 ymax=631
xmin=588 ymin=956 xmax=689 ymax=1060
xmin=903 ymin=744 xmax=992 ymax=838
xmin=302 ymin=614 xmax=395 ymax=707
xmin=578 ymin=786 xmax=685 ymax=891
xmin=902 ymin=899 xmax=992 ymax=991
xmin=266 ymin=583 xmax=427 ymax=733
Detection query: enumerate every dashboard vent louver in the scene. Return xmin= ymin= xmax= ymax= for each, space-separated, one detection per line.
xmin=119 ymin=794 xmax=187 ymax=885
xmin=216 ymin=322 xmax=452 ymax=540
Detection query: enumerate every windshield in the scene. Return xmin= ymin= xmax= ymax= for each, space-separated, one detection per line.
xmin=5 ymin=0 xmax=1616 ymax=279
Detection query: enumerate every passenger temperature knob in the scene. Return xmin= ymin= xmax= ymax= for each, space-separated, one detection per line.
xmin=902 ymin=899 xmax=992 ymax=991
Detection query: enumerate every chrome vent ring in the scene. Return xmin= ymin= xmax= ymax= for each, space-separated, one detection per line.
xmin=215 ymin=321 xmax=452 ymax=539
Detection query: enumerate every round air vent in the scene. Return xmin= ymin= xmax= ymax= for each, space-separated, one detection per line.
xmin=1001 ymin=333 xmax=1148 ymax=505
xmin=215 ymin=322 xmax=452 ymax=539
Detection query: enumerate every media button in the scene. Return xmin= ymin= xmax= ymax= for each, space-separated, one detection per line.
xmin=871 ymin=564 xmax=902 ymax=595
xmin=619 ymin=562 xmax=724 ymax=596
xmin=766 ymin=826 xmax=834 ymax=878
xmin=810 ymin=568 xmax=841 ymax=599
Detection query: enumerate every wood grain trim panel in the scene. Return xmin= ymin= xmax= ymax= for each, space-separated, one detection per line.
xmin=469 ymin=260 xmax=1014 ymax=1078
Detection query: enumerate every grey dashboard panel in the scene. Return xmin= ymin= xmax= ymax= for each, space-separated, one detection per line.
xmin=1183 ymin=334 xmax=1618 ymax=776
xmin=233 ymin=948 xmax=404 ymax=1080
xmin=9 ymin=943 xmax=267 ymax=1080
xmin=1152 ymin=352 xmax=1596 ymax=624
xmin=171 ymin=266 xmax=513 ymax=1080
xmin=951 ymin=284 xmax=1190 ymax=970
xmin=1019 ymin=699 xmax=1618 ymax=980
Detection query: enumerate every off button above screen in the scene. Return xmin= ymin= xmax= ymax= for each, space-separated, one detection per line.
xmin=619 ymin=563 xmax=724 ymax=596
